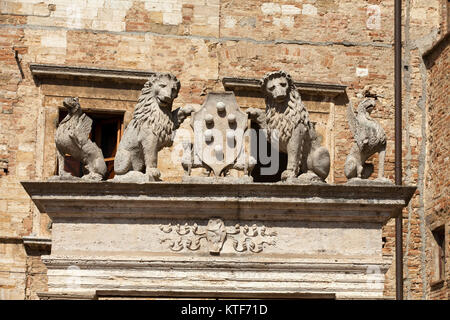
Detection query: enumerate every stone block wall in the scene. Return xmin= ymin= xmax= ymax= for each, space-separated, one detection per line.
xmin=0 ymin=240 xmax=27 ymax=299
xmin=0 ymin=0 xmax=448 ymax=299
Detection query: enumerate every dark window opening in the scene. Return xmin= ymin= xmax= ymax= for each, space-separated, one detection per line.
xmin=57 ymin=110 xmax=124 ymax=180
xmin=250 ymin=121 xmax=287 ymax=183
xmin=431 ymin=225 xmax=446 ymax=285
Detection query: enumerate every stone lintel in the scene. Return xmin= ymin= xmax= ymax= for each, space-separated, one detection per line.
xmin=30 ymin=63 xmax=154 ymax=85
xmin=38 ymin=289 xmax=335 ymax=300
xmin=41 ymin=258 xmax=390 ymax=299
xmin=95 ymin=289 xmax=336 ymax=300
xmin=222 ymin=77 xmax=347 ymax=97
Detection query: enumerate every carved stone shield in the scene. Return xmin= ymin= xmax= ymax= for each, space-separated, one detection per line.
xmin=206 ymin=218 xmax=226 ymax=254
xmin=191 ymin=92 xmax=248 ymax=176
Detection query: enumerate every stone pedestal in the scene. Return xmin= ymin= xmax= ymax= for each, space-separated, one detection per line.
xmin=21 ymin=181 xmax=415 ymax=300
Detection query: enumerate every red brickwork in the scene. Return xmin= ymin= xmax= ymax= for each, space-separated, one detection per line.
xmin=424 ymin=34 xmax=449 ymax=300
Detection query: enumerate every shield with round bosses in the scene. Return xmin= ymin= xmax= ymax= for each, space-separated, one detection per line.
xmin=191 ymin=92 xmax=248 ymax=176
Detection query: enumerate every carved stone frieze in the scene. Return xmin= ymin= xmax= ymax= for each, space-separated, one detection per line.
xmin=159 ymin=218 xmax=277 ymax=254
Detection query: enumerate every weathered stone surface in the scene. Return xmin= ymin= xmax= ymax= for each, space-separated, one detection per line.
xmin=0 ymin=240 xmax=27 ymax=300
xmin=21 ymin=181 xmax=415 ymax=299
xmin=346 ymin=177 xmax=393 ymax=186
xmin=183 ymin=92 xmax=255 ymax=180
xmin=247 ymin=71 xmax=330 ymax=182
xmin=181 ymin=175 xmax=253 ymax=184
xmin=51 ymin=97 xmax=107 ymax=181
xmin=113 ymin=72 xmax=192 ymax=182
xmin=344 ymin=87 xmax=390 ymax=183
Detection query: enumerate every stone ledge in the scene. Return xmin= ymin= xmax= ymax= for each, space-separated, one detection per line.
xmin=0 ymin=236 xmax=23 ymax=244
xmin=95 ymin=289 xmax=336 ymax=299
xmin=20 ymin=181 xmax=416 ymax=201
xmin=42 ymin=256 xmax=391 ymax=272
xmin=22 ymin=236 xmax=51 ymax=252
xmin=37 ymin=292 xmax=97 ymax=300
xmin=30 ymin=63 xmax=154 ymax=84
xmin=38 ymin=289 xmax=335 ymax=300
xmin=21 ymin=181 xmax=416 ymax=223
xmin=222 ymin=77 xmax=347 ymax=97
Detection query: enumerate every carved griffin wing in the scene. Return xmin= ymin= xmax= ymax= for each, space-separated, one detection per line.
xmin=347 ymin=100 xmax=358 ymax=138
xmin=72 ymin=114 xmax=93 ymax=148
xmin=347 ymin=100 xmax=369 ymax=150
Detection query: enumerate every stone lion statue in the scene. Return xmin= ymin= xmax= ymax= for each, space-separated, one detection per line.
xmin=344 ymin=88 xmax=389 ymax=183
xmin=53 ymin=97 xmax=107 ymax=181
xmin=114 ymin=72 xmax=193 ymax=182
xmin=246 ymin=70 xmax=330 ymax=182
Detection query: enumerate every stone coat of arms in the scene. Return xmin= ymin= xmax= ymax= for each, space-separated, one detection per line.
xmin=184 ymin=92 xmax=253 ymax=178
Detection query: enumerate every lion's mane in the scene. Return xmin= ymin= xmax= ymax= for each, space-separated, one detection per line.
xmin=128 ymin=73 xmax=180 ymax=149
xmin=260 ymin=71 xmax=312 ymax=146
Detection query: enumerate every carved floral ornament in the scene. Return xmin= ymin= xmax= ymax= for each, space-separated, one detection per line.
xmin=159 ymin=218 xmax=277 ymax=254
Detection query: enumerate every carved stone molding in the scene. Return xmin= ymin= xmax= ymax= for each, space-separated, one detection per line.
xmin=21 ymin=181 xmax=416 ymax=223
xmin=222 ymin=77 xmax=347 ymax=97
xmin=30 ymin=63 xmax=154 ymax=85
xmin=22 ymin=236 xmax=52 ymax=253
xmin=37 ymin=292 xmax=97 ymax=300
xmin=160 ymin=218 xmax=277 ymax=254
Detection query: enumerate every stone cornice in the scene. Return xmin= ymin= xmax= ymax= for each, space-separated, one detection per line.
xmin=22 ymin=235 xmax=51 ymax=251
xmin=222 ymin=77 xmax=347 ymax=97
xmin=21 ymin=181 xmax=416 ymax=223
xmin=29 ymin=63 xmax=154 ymax=84
xmin=29 ymin=64 xmax=348 ymax=97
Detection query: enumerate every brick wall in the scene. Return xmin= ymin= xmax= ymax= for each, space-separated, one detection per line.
xmin=0 ymin=0 xmax=448 ymax=299
xmin=424 ymin=34 xmax=449 ymax=300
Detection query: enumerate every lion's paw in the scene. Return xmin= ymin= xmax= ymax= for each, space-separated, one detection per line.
xmin=146 ymin=168 xmax=162 ymax=181
xmin=245 ymin=107 xmax=263 ymax=119
xmin=81 ymin=172 xmax=103 ymax=181
xmin=180 ymin=105 xmax=194 ymax=116
xmin=281 ymin=169 xmax=296 ymax=181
